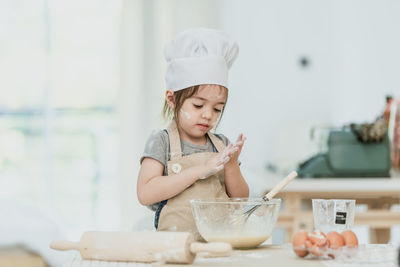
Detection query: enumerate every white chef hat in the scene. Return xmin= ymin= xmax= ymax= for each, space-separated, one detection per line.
xmin=164 ymin=28 xmax=239 ymax=91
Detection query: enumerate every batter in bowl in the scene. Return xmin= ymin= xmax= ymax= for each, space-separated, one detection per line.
xmin=204 ymin=234 xmax=270 ymax=248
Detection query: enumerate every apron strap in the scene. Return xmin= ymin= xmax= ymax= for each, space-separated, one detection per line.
xmin=167 ymin=120 xmax=182 ymax=160
xmin=207 ymin=132 xmax=226 ymax=153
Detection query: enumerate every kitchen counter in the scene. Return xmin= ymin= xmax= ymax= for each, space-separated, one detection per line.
xmin=244 ymin=168 xmax=400 ymax=197
xmin=64 ymin=244 xmax=397 ymax=267
xmin=164 ymin=244 xmax=324 ymax=267
xmin=62 ymin=244 xmax=323 ymax=267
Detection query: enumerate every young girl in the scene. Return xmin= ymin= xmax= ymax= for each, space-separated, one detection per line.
xmin=137 ymin=28 xmax=249 ymax=240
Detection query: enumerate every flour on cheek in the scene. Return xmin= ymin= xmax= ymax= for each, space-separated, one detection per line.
xmin=180 ymin=109 xmax=191 ymax=120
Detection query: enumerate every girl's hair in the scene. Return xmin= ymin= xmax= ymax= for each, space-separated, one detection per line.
xmin=163 ymin=85 xmax=228 ymax=130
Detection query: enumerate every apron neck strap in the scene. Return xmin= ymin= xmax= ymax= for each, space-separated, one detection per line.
xmin=167 ymin=120 xmax=182 ymax=160
xmin=166 ymin=120 xmax=227 ymax=160
xmin=207 ymin=132 xmax=226 ymax=153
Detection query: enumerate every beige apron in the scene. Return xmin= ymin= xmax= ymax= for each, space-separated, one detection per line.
xmin=157 ymin=121 xmax=230 ymax=240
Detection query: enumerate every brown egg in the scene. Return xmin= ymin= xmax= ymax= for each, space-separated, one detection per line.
xmin=326 ymin=231 xmax=345 ymax=259
xmin=326 ymin=231 xmax=345 ymax=249
xmin=292 ymin=230 xmax=309 ymax=257
xmin=341 ymin=230 xmax=358 ymax=248
xmin=308 ymin=231 xmax=327 ymax=247
xmin=305 ymin=240 xmax=326 ymax=256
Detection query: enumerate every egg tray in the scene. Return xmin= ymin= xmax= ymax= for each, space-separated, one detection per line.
xmin=292 ymin=229 xmax=359 ymax=261
xmin=293 ymin=245 xmax=358 ymax=260
xmin=294 ymin=244 xmax=397 ymax=263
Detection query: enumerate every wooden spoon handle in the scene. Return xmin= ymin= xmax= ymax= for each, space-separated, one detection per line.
xmin=190 ymin=242 xmax=232 ymax=256
xmin=264 ymin=171 xmax=298 ymax=201
xmin=50 ymin=241 xmax=80 ymax=251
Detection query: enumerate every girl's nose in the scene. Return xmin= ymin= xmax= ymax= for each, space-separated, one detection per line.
xmin=202 ymin=108 xmax=212 ymax=119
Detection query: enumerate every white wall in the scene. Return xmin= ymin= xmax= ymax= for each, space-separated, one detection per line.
xmin=120 ymin=0 xmax=400 ymax=230
xmin=119 ymin=0 xmax=220 ymax=230
xmin=116 ymin=0 xmax=400 ymax=245
xmin=217 ymin=0 xmax=400 ymax=173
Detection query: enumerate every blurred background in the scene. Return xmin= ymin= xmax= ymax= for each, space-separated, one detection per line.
xmin=1 ymin=0 xmax=400 ymax=265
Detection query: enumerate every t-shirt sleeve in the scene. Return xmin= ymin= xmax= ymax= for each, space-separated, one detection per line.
xmin=140 ymin=130 xmax=169 ymax=168
xmin=139 ymin=130 xmax=169 ymax=212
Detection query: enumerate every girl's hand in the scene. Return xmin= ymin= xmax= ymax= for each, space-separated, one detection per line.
xmin=199 ymin=143 xmax=238 ymax=180
xmin=225 ymin=133 xmax=246 ymax=166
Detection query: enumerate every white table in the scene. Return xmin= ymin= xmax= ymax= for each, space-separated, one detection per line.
xmin=63 ymin=244 xmax=397 ymax=267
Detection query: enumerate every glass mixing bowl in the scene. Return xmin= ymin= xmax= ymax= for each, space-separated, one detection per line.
xmin=190 ymin=198 xmax=281 ymax=249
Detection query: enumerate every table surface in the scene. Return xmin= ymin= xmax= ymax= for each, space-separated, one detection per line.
xmin=63 ymin=245 xmax=324 ymax=267
xmin=64 ymin=244 xmax=397 ymax=267
xmin=164 ymin=244 xmax=325 ymax=267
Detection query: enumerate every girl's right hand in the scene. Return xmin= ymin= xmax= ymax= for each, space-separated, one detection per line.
xmin=199 ymin=143 xmax=238 ymax=180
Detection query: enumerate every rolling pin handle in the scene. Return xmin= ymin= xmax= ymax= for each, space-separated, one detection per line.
xmin=50 ymin=241 xmax=80 ymax=251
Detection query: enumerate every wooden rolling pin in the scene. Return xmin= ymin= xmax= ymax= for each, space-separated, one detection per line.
xmin=50 ymin=231 xmax=231 ymax=264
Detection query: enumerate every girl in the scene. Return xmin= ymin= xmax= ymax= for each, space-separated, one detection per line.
xmin=137 ymin=28 xmax=249 ymax=240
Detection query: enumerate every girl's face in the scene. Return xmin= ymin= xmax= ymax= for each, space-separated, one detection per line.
xmin=177 ymin=84 xmax=227 ymax=144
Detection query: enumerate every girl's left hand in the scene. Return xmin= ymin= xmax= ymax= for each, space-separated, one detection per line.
xmin=226 ymin=133 xmax=246 ymax=166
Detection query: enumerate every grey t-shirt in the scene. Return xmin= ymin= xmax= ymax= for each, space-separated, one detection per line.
xmin=140 ymin=129 xmax=230 ymax=211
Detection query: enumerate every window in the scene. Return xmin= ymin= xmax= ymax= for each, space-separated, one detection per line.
xmin=0 ymin=0 xmax=122 ymax=230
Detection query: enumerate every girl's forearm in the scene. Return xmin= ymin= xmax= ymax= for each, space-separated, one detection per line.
xmin=224 ymin=162 xmax=249 ymax=198
xmin=138 ymin=165 xmax=205 ymax=206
